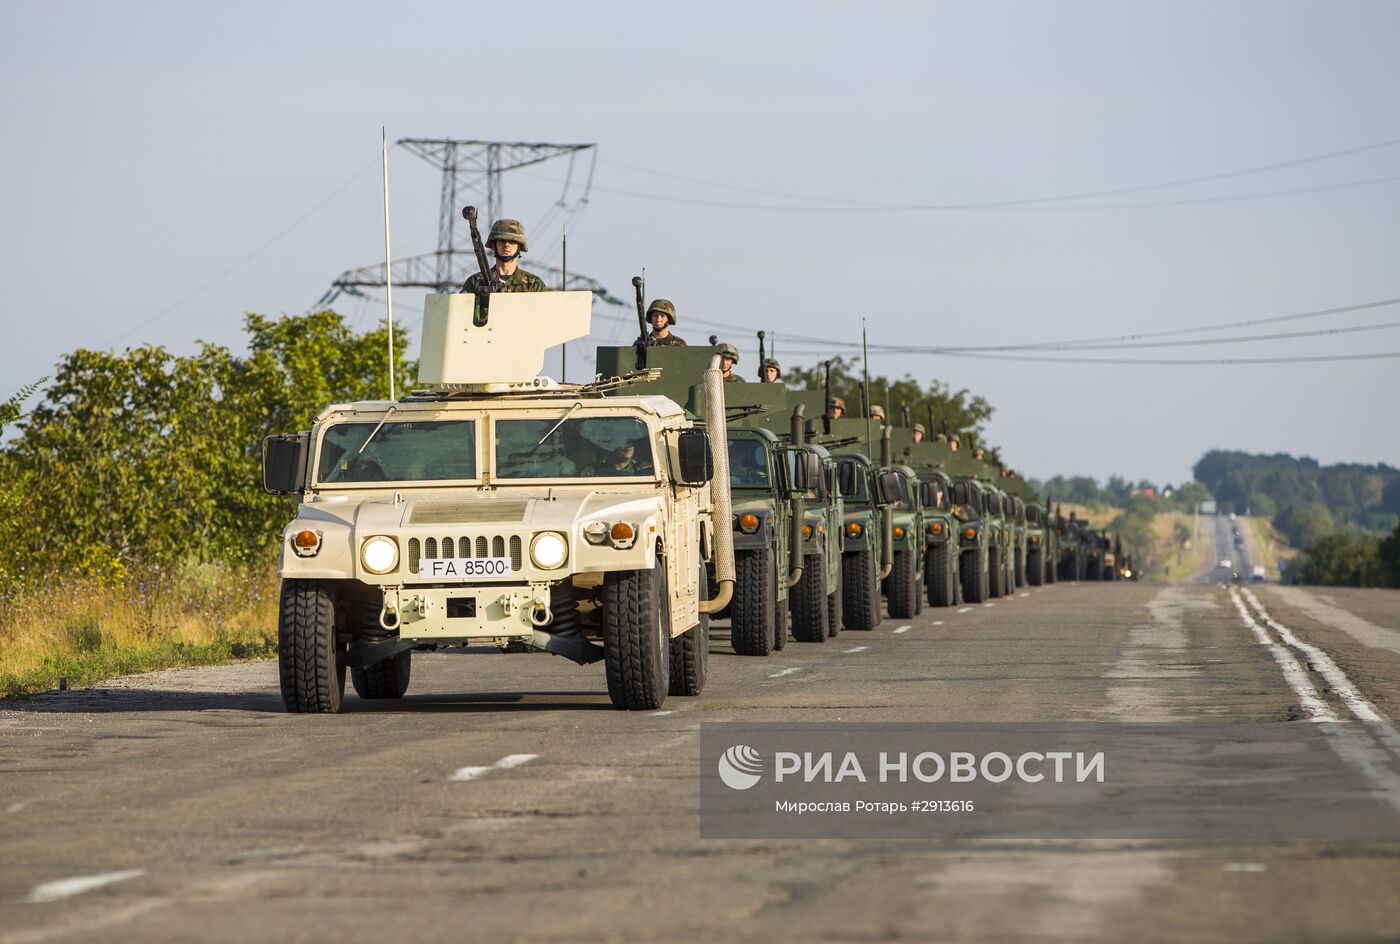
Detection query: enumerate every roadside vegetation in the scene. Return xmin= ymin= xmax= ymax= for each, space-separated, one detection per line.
xmin=0 ymin=312 xmax=410 ymax=697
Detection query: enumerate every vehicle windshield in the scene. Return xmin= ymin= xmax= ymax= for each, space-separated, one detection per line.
xmin=727 ymin=437 xmax=770 ymax=487
xmin=317 ymin=419 xmax=477 ymax=483
xmin=845 ymin=466 xmax=870 ymax=502
xmin=494 ymin=416 xmax=655 ymax=479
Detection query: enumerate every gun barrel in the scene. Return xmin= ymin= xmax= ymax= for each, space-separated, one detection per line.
xmin=461 ymin=206 xmax=493 ymax=290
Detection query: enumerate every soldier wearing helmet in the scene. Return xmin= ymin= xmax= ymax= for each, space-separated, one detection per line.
xmin=716 ymin=343 xmax=744 ymax=383
xmin=869 ymin=404 xmax=886 ymax=425
xmin=760 ymin=358 xmax=781 ymax=383
xmin=828 ymin=396 xmax=846 ymax=419
xmin=460 ymin=218 xmax=547 ymax=294
xmin=948 ymin=433 xmax=960 ymax=451
xmin=639 ymin=299 xmax=687 ymax=346
xmin=912 ymin=423 xmax=925 ymax=443
xmin=973 ymin=447 xmax=986 ymax=461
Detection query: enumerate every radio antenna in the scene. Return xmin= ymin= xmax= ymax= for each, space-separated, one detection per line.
xmin=380 ymin=126 xmax=396 ymax=401
xmin=561 ymin=223 xmax=568 ymax=383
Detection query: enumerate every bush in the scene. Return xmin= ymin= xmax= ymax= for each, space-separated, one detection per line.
xmin=1299 ymin=532 xmax=1384 ymax=587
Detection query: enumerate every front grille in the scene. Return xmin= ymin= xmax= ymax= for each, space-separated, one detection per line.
xmin=407 ymin=534 xmax=525 ymax=576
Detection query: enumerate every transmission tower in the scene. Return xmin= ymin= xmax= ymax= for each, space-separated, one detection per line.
xmin=321 ymin=138 xmax=620 ymax=305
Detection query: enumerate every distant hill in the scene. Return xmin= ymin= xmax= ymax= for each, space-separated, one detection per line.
xmin=1193 ymin=450 xmax=1400 ymax=546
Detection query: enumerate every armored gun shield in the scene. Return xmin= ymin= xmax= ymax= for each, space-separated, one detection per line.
xmin=419 ymin=291 xmax=593 ymax=386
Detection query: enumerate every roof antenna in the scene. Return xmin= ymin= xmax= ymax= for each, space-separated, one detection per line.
xmin=380 ymin=126 xmax=396 ymax=401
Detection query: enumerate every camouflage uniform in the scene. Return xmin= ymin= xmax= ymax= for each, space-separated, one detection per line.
xmin=717 ymin=342 xmax=744 ymax=383
xmin=639 ymin=298 xmax=687 ymax=346
xmin=460 ymin=218 xmax=547 ymax=294
xmin=461 ymin=267 xmax=547 ymax=294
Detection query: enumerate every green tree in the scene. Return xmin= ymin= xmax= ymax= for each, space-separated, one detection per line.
xmin=1300 ymin=533 xmax=1383 ymax=586
xmin=1378 ymin=522 xmax=1400 ymax=588
xmin=1274 ymin=500 xmax=1335 ymax=549
xmin=782 ymin=356 xmax=993 ymax=445
xmin=0 ymin=313 xmax=409 ymax=583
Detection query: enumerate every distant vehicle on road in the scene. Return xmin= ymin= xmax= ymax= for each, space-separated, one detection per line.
xmin=1252 ymin=565 xmax=1267 ymax=583
xmin=1219 ymin=558 xmax=1233 ymax=568
xmin=1229 ymin=513 xmax=1237 ymax=521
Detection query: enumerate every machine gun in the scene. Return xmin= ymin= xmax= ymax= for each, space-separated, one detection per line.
xmin=461 ymin=205 xmax=497 ymax=325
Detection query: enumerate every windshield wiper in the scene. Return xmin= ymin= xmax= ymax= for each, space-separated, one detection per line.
xmin=356 ymin=405 xmax=398 ymax=456
xmin=537 ymin=401 xmax=582 ymax=446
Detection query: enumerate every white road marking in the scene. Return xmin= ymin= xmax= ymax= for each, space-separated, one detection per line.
xmin=843 ymin=646 xmax=869 ymax=653
xmin=649 ymin=710 xmax=674 ymax=716
xmin=1227 ymin=586 xmax=1333 ymax=720
xmin=957 ymin=607 xmax=972 ymax=614
xmin=28 ymin=869 xmax=145 ymax=903
xmin=983 ymin=602 xmax=995 ymax=608
xmin=931 ymin=620 xmax=944 ymax=626
xmin=1019 ymin=592 xmax=1029 ymax=598
xmin=768 ymin=667 xmax=802 ymax=678
xmin=452 ymin=753 xmax=538 ymax=781
xmin=1223 ymin=863 xmax=1267 ymax=873
xmin=1242 ymin=588 xmax=1387 ymax=724
xmin=893 ymin=627 xmax=909 ymax=635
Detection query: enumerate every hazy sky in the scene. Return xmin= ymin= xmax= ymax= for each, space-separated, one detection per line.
xmin=4 ymin=0 xmax=1398 ymax=486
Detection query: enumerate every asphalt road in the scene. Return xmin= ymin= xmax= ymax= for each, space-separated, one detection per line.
xmin=4 ymin=581 xmax=1400 ymax=943
xmin=1205 ymin=514 xmax=1253 ymax=583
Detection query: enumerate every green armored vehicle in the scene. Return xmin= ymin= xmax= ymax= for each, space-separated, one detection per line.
xmin=892 ymin=430 xmax=961 ymax=608
xmin=1057 ymin=511 xmax=1088 ymax=581
xmin=595 ymin=327 xmax=823 ymax=655
xmin=1023 ymin=500 xmax=1057 ymax=585
xmin=262 ymin=290 xmax=736 ymax=713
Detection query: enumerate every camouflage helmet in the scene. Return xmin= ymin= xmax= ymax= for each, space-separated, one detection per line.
xmin=645 ymin=298 xmax=676 ymax=326
xmin=828 ymin=396 xmax=846 ymax=412
xmin=913 ymin=423 xmax=926 ymax=435
xmin=761 ymin=357 xmax=781 ymax=376
xmin=487 ymin=218 xmax=528 ymax=252
xmin=716 ymin=342 xmax=740 ymax=362
xmin=869 ymin=404 xmax=886 ymax=420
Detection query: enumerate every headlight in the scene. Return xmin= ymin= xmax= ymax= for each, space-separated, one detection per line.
xmin=361 ymin=536 xmax=399 ymax=574
xmin=531 ymin=532 xmax=568 ymax=570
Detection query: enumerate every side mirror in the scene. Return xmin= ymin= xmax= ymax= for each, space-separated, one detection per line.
xmin=877 ymin=470 xmax=905 ymax=507
xmin=785 ymin=448 xmax=822 ymax=494
xmin=262 ymin=432 xmax=309 ymax=494
xmin=836 ymin=458 xmax=859 ymax=498
xmin=675 ymin=427 xmax=713 ymax=486
xmin=919 ymin=481 xmax=939 ymax=509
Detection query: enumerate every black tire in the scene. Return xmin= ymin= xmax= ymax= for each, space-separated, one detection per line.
xmin=351 ymin=651 xmax=411 ymax=700
xmin=928 ymin=543 xmax=955 ymax=607
xmin=669 ymin=566 xmax=707 ymax=696
xmin=961 ymin=549 xmax=988 ymax=604
xmin=888 ymin=549 xmax=917 ymax=619
xmin=988 ymin=546 xmax=1004 ymax=598
xmin=842 ymin=548 xmax=882 ymax=631
xmin=731 ymin=547 xmax=776 ymax=656
xmin=1087 ymin=558 xmax=1103 ymax=582
xmin=790 ymin=553 xmax=829 ymax=643
xmin=773 ymin=592 xmax=789 ymax=651
xmin=827 ymin=585 xmax=841 ymax=638
xmin=1027 ymin=548 xmax=1044 ymax=586
xmin=1015 ymin=547 xmax=1027 ymax=588
xmin=278 ymin=579 xmax=346 ymax=714
xmin=602 ymin=567 xmax=671 ymax=710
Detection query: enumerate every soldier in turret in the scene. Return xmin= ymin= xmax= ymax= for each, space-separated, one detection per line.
xmin=717 ymin=343 xmax=744 ymax=383
xmin=639 ymin=299 xmax=687 ymax=346
xmin=460 ymin=218 xmax=547 ymax=293
xmin=869 ymin=404 xmax=886 ymax=425
xmin=760 ymin=358 xmax=781 ymax=383
xmin=829 ymin=396 xmax=846 ymax=419
xmin=912 ymin=423 xmax=926 ymax=443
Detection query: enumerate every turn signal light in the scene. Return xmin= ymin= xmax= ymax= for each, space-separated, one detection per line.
xmin=802 ymin=524 xmax=813 ymax=539
xmin=738 ymin=513 xmax=760 ymax=533
xmin=610 ymin=522 xmax=635 ymax=543
xmin=893 ymin=526 xmax=905 ymax=539
xmin=928 ymin=522 xmax=943 ymax=534
xmin=846 ymin=522 xmax=863 ymax=537
xmin=964 ymin=527 xmax=976 ymax=539
xmin=1029 ymin=535 xmax=1039 ymax=545
xmin=293 ymin=529 xmax=319 ymax=548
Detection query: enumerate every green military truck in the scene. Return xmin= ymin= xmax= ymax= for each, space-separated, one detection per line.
xmin=593 ymin=340 xmax=817 ymax=658
xmin=1023 ymin=499 xmax=1057 ymax=586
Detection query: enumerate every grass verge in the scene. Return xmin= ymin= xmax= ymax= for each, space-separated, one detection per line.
xmin=0 ymin=563 xmax=278 ymax=698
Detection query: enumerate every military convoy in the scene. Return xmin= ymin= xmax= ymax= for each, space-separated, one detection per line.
xmin=261 ymin=211 xmax=1128 ymax=713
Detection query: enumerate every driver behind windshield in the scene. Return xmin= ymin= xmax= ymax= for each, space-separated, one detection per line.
xmin=583 ymin=442 xmax=643 ymax=476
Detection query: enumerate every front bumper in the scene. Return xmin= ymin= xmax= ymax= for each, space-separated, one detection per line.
xmin=385 ymin=581 xmax=557 ymax=643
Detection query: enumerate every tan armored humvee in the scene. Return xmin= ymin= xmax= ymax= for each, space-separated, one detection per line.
xmin=262 ymin=291 xmax=734 ymax=713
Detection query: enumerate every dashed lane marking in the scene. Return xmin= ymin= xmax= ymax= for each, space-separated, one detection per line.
xmin=893 ymin=627 xmax=909 ymax=635
xmin=983 ymin=602 xmax=995 ymax=608
xmin=1223 ymin=863 xmax=1267 ymax=873
xmin=650 ymin=710 xmax=674 ymax=716
xmin=931 ymin=620 xmax=944 ymax=626
xmin=28 ymin=870 xmax=145 ymax=903
xmin=957 ymin=607 xmax=972 ymax=614
xmin=452 ymin=753 xmax=538 ymax=781
xmin=1019 ymin=592 xmax=1030 ymax=598
xmin=843 ymin=646 xmax=869 ymax=653
xmin=768 ymin=667 xmax=802 ymax=678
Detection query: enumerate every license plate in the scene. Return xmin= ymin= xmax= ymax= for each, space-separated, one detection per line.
xmin=419 ymin=557 xmax=513 ymax=578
